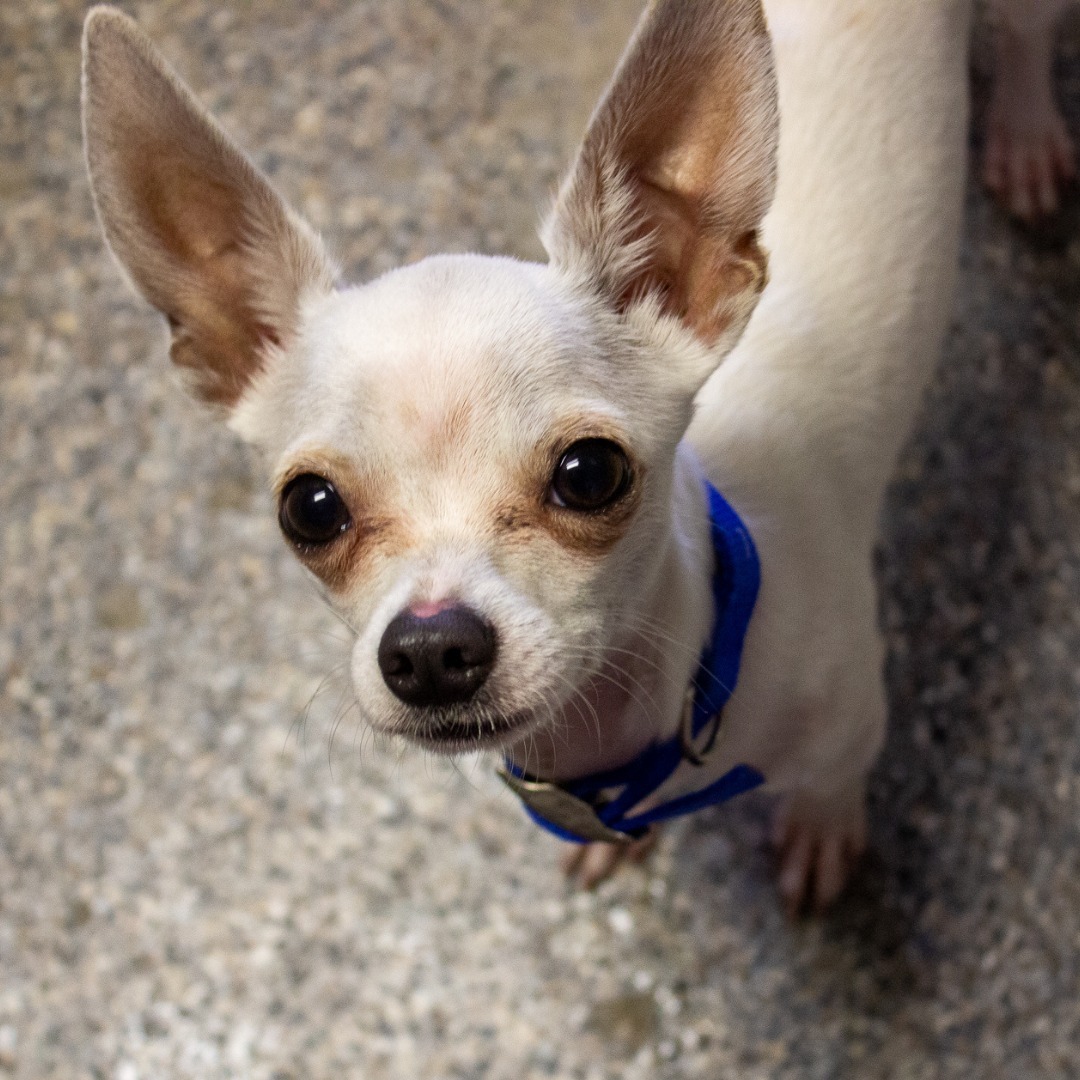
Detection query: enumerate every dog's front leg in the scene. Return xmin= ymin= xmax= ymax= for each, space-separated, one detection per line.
xmin=767 ymin=651 xmax=888 ymax=916
xmin=561 ymin=827 xmax=662 ymax=890
xmin=771 ymin=786 xmax=870 ymax=917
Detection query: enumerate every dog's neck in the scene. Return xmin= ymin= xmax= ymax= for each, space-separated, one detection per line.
xmin=505 ymin=443 xmax=715 ymax=782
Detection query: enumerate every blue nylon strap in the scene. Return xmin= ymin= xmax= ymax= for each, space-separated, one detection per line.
xmin=691 ymin=482 xmax=761 ymax=738
xmin=504 ymin=480 xmax=765 ymax=843
xmin=614 ymin=763 xmax=764 ymax=833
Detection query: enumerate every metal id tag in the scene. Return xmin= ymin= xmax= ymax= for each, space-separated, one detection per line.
xmin=496 ymin=769 xmax=632 ymax=844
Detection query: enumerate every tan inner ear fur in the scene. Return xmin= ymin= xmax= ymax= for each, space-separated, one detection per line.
xmin=82 ymin=8 xmax=334 ymax=407
xmin=623 ymin=182 xmax=768 ymax=344
xmin=544 ymin=0 xmax=778 ymax=346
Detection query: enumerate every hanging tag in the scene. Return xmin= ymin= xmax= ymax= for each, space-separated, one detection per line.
xmin=497 ymin=768 xmax=632 ymax=843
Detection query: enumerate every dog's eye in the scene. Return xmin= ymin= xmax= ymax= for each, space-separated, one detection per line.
xmin=279 ymin=474 xmax=351 ymax=546
xmin=550 ymin=439 xmax=631 ymax=512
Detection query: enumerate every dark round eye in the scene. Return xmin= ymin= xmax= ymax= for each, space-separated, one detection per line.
xmin=550 ymin=438 xmax=631 ymax=512
xmin=279 ymin=474 xmax=351 ymax=546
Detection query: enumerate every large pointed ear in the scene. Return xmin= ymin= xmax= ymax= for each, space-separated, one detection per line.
xmin=542 ymin=0 xmax=778 ymax=351
xmin=81 ymin=7 xmax=336 ymax=408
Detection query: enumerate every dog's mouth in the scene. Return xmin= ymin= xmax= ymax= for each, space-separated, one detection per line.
xmin=386 ymin=709 xmax=535 ymax=756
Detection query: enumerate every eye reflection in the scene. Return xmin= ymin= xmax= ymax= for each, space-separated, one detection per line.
xmin=279 ymin=474 xmax=352 ymax=546
xmin=550 ymin=438 xmax=631 ymax=512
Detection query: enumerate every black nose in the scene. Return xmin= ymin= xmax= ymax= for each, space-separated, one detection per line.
xmin=377 ymin=606 xmax=497 ymax=707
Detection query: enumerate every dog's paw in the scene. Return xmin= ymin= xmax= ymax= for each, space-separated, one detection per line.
xmin=984 ymin=95 xmax=1075 ymax=220
xmin=984 ymin=23 xmax=1075 ymax=221
xmin=770 ymin=788 xmax=867 ymax=917
xmin=560 ymin=827 xmax=660 ymax=890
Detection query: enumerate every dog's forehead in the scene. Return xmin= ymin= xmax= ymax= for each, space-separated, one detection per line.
xmin=304 ymin=254 xmax=610 ymax=431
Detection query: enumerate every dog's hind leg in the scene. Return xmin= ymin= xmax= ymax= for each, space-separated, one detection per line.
xmin=984 ymin=0 xmax=1075 ymax=219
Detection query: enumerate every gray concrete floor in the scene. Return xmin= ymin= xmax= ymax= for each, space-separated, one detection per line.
xmin=2 ymin=2 xmax=1079 ymax=1077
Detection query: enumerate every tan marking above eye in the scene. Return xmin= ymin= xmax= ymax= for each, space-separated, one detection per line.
xmin=272 ymin=448 xmax=367 ymax=500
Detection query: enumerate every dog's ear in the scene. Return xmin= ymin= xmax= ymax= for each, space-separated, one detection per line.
xmin=543 ymin=0 xmax=778 ymax=353
xmin=81 ymin=6 xmax=336 ymax=408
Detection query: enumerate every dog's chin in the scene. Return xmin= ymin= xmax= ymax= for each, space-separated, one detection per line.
xmin=374 ymin=706 xmax=539 ymax=757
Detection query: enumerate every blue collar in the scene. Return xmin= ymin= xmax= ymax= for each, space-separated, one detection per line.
xmin=499 ymin=480 xmax=764 ymax=844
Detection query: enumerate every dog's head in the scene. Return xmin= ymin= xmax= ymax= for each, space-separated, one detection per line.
xmin=81 ymin=2 xmax=778 ymax=756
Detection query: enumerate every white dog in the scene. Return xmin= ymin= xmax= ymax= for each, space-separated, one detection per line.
xmin=82 ymin=0 xmax=971 ymax=914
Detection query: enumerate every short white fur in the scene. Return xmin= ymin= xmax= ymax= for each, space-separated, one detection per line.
xmin=82 ymin=0 xmax=972 ymax=912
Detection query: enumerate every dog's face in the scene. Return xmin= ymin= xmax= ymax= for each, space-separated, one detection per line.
xmin=238 ymin=255 xmax=708 ymax=751
xmin=81 ymin=1 xmax=778 ymax=755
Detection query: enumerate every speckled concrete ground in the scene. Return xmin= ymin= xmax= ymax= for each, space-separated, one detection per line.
xmin=2 ymin=2 xmax=1079 ymax=1078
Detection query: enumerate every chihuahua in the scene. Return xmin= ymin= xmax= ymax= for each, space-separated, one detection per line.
xmin=82 ymin=0 xmax=971 ymax=914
